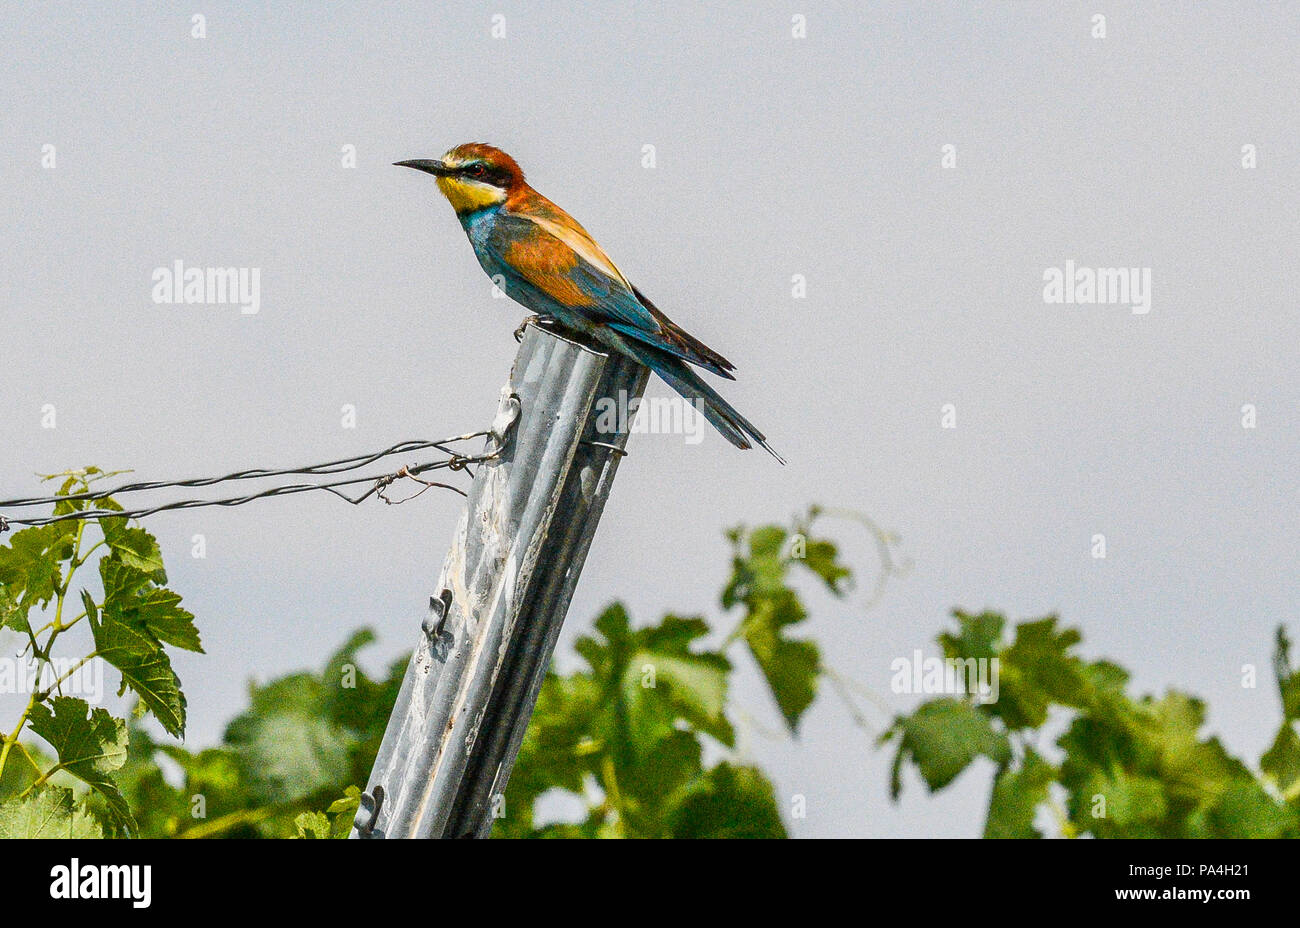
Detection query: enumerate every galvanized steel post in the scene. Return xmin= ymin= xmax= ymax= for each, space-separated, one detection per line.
xmin=352 ymin=323 xmax=648 ymax=838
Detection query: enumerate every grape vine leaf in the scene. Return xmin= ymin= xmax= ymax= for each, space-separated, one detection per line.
xmin=0 ymin=786 xmax=103 ymax=839
xmin=27 ymin=696 xmax=133 ymax=833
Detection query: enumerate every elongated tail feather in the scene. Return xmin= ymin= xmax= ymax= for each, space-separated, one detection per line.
xmin=604 ymin=330 xmax=785 ymax=464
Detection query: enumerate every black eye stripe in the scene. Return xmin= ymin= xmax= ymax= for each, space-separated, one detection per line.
xmin=461 ymin=163 xmax=504 ymax=186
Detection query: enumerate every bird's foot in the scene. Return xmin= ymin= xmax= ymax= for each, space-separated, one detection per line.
xmin=513 ymin=315 xmax=557 ymax=342
xmin=513 ymin=316 xmax=538 ymax=342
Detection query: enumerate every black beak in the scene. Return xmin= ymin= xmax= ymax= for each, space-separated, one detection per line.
xmin=394 ymin=159 xmax=451 ymax=177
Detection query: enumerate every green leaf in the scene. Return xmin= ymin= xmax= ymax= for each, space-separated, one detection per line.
xmin=243 ymin=671 xmax=328 ymax=718
xmin=720 ymin=525 xmax=786 ymax=609
xmin=101 ymin=557 xmax=202 ymax=653
xmin=100 ymin=519 xmax=166 ymax=581
xmin=224 ymin=711 xmax=352 ymax=805
xmin=984 ymin=750 xmax=1056 ymax=838
xmin=577 ymin=604 xmax=734 ymax=755
xmin=320 ymin=628 xmax=402 ymax=745
xmin=756 ymin=644 xmax=819 ymax=732
xmin=286 ymin=787 xmax=364 ymax=840
xmin=747 ymin=525 xmax=788 ymax=567
xmin=622 ymin=615 xmax=734 ymax=750
xmin=27 ymin=696 xmax=134 ymax=833
xmin=722 ymin=522 xmax=827 ymax=731
xmin=508 ymin=672 xmax=603 ymax=804
xmin=160 ymin=743 xmax=244 ymax=798
xmin=886 ymin=698 xmax=1010 ymax=797
xmin=940 ymin=610 xmax=1005 ymax=663
xmin=1208 ymin=780 xmax=1298 ymax=838
xmin=1079 ymin=769 xmax=1169 ymax=835
xmin=1141 ymin=692 xmax=1243 ymax=803
xmin=798 ymin=538 xmax=852 ymax=595
xmin=1261 ymin=721 xmax=1300 ymax=796
xmin=1056 ymin=685 xmax=1253 ymax=837
xmin=504 ymin=604 xmax=750 ymax=837
xmin=667 ymin=763 xmax=786 ymax=838
xmin=104 ymin=723 xmax=194 ymax=838
xmin=628 ymin=652 xmax=728 ymax=728
xmin=0 ymin=739 xmax=47 ymax=801
xmin=0 ymin=786 xmax=103 ymax=838
xmin=0 ymin=582 xmax=22 ymax=635
xmin=0 ymin=523 xmax=76 ymax=632
xmin=735 ymin=588 xmax=818 ymax=731
xmin=88 ymin=592 xmax=187 ymax=737
xmin=293 ymin=810 xmax=332 ymax=839
xmin=1263 ymin=626 xmax=1300 ymax=795
xmin=617 ymin=729 xmax=704 ymax=815
xmin=1274 ymin=626 xmax=1300 ymax=722
xmin=325 ymin=785 xmax=363 ymax=838
xmin=991 ymin=616 xmax=1087 ymax=730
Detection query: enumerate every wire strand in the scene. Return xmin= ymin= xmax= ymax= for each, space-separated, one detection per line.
xmin=0 ymin=433 xmax=499 ymax=531
xmin=0 ymin=435 xmax=490 ymax=510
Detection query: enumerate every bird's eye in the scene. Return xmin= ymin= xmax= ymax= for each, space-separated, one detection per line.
xmin=467 ymin=163 xmax=487 ymax=178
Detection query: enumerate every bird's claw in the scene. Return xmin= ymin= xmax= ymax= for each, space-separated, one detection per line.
xmin=513 ymin=315 xmax=556 ymax=342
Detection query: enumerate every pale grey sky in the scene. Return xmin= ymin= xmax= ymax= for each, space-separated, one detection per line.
xmin=2 ymin=1 xmax=1297 ymax=837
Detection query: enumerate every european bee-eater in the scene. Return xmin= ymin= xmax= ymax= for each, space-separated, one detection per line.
xmin=395 ymin=143 xmax=783 ymax=463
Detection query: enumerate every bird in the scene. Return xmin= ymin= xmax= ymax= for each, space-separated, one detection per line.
xmin=395 ymin=142 xmax=784 ymax=463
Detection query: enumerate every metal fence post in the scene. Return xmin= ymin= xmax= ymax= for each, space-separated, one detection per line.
xmin=352 ymin=323 xmax=648 ymax=838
